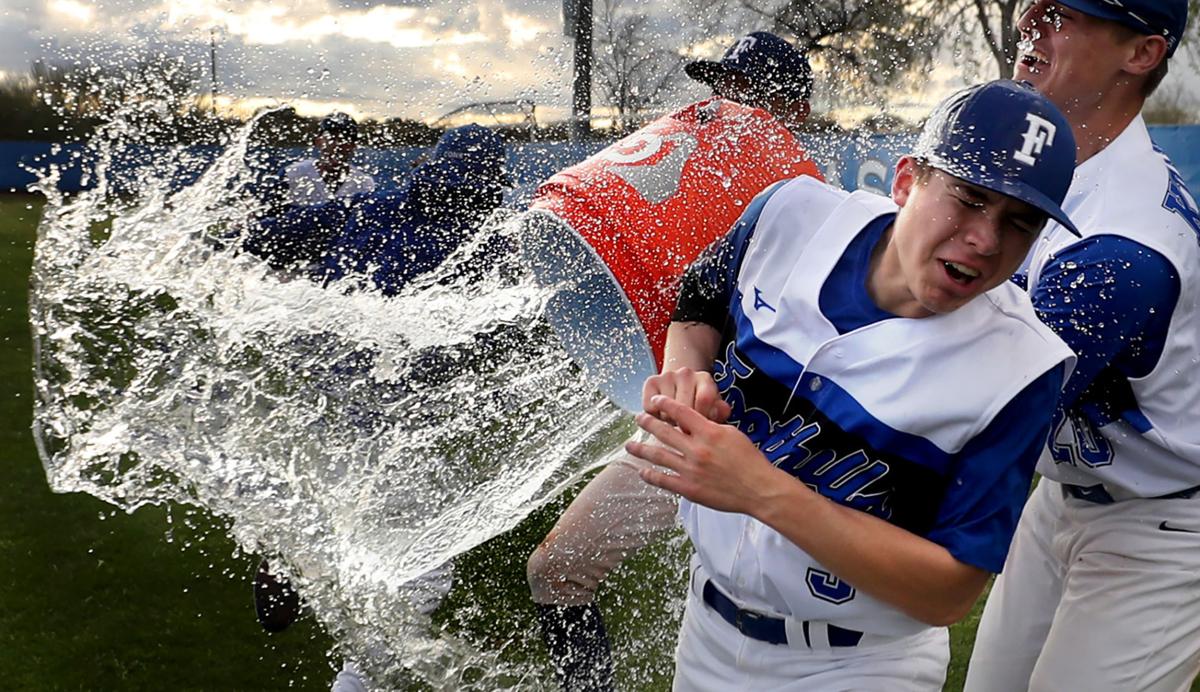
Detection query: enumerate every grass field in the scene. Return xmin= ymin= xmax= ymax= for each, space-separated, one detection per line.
xmin=11 ymin=189 xmax=1171 ymax=691
xmin=1 ymin=193 xmax=342 ymax=690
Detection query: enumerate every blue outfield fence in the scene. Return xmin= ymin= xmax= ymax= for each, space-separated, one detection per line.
xmin=2 ymin=125 xmax=1197 ymax=201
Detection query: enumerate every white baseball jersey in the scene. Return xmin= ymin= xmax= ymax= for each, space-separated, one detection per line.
xmin=1026 ymin=115 xmax=1200 ymax=498
xmin=678 ymin=177 xmax=1075 ymax=637
xmin=284 ymin=159 xmax=376 ymax=207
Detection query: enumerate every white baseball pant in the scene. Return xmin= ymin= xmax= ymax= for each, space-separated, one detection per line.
xmin=673 ymin=583 xmax=949 ymax=692
xmin=965 ymin=479 xmax=1200 ymax=692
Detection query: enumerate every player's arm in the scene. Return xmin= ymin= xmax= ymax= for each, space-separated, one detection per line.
xmin=645 ymin=182 xmax=780 ymax=419
xmin=1032 ymin=235 xmax=1179 ymax=408
xmin=644 ymin=321 xmax=727 ymax=420
xmin=629 ymin=402 xmax=985 ymax=625
xmin=630 ymin=369 xmax=1063 ymax=626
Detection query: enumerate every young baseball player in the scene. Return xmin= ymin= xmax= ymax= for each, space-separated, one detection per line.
xmin=623 ymin=80 xmax=1079 ymax=691
xmin=527 ymin=31 xmax=820 ymax=691
xmin=283 ymin=112 xmax=376 ymax=207
xmin=965 ymin=3 xmax=1200 ymax=691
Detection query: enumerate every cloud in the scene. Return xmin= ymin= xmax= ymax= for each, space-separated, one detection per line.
xmin=155 ymin=0 xmax=489 ymax=48
xmin=46 ymin=0 xmax=94 ymax=25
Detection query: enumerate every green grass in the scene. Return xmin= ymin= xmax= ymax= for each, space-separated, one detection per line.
xmin=0 ymin=191 xmax=984 ymax=691
xmin=0 ymin=192 xmax=983 ymax=690
xmin=1 ymin=193 xmax=336 ymax=690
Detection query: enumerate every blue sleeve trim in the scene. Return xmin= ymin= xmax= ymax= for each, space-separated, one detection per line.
xmin=925 ymin=366 xmax=1065 ymax=573
xmin=1122 ymin=408 xmax=1154 ymax=434
xmin=1031 ymin=235 xmax=1179 ymax=408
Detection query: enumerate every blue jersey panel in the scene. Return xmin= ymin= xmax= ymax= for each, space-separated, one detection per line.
xmin=924 ymin=365 xmax=1062 ymax=573
xmin=818 ymin=213 xmax=897 ymax=333
xmin=1031 ymin=235 xmax=1179 ymax=410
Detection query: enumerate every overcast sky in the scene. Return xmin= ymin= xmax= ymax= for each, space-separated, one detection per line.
xmin=2 ymin=0 xmax=590 ymax=121
xmin=1 ymin=0 xmax=1195 ymax=125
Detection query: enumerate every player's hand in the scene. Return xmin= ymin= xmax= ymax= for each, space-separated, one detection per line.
xmin=626 ymin=396 xmax=789 ymax=516
xmin=642 ymin=367 xmax=731 ymax=423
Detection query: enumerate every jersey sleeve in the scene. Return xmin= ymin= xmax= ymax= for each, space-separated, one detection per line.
xmin=1031 ymin=235 xmax=1180 ymax=409
xmin=924 ymin=365 xmax=1065 ymax=574
xmin=672 ymin=180 xmax=786 ymax=328
xmin=242 ymin=199 xmax=351 ymax=271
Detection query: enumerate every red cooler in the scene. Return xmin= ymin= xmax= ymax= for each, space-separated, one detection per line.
xmin=521 ymin=99 xmax=822 ymax=412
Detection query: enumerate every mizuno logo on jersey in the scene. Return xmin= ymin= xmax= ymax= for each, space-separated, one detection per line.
xmin=1014 ymin=113 xmax=1057 ymax=166
xmin=753 ymin=287 xmax=776 ymax=312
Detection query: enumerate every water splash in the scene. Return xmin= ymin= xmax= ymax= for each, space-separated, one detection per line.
xmin=28 ymin=111 xmax=674 ymax=688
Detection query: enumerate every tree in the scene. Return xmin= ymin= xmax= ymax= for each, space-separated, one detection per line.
xmin=0 ymin=57 xmax=240 ymax=144
xmin=1144 ymin=81 xmax=1200 ymax=125
xmin=927 ymin=0 xmax=1024 ymax=79
xmin=592 ymin=0 xmax=692 ymax=131
xmin=735 ymin=0 xmax=937 ymax=100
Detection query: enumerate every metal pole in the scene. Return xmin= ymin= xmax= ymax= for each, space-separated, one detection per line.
xmin=570 ymin=0 xmax=592 ymax=142
xmin=209 ymin=28 xmax=218 ymax=115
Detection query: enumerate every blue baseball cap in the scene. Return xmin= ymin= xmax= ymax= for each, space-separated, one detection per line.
xmin=427 ymin=124 xmax=511 ymax=185
xmin=1057 ymin=0 xmax=1188 ymax=57
xmin=685 ymin=31 xmax=813 ymax=101
xmin=318 ymin=112 xmax=359 ymax=140
xmin=915 ymin=79 xmax=1080 ymax=236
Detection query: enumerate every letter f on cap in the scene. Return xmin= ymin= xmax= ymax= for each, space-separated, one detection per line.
xmin=1014 ymin=113 xmax=1057 ymax=166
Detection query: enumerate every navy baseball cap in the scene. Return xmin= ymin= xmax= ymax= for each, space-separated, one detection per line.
xmin=318 ymin=112 xmax=359 ymax=140
xmin=915 ymin=79 xmax=1080 ymax=236
xmin=685 ymin=31 xmax=813 ymax=101
xmin=1057 ymin=0 xmax=1188 ymax=57
xmin=428 ymin=124 xmax=511 ymax=185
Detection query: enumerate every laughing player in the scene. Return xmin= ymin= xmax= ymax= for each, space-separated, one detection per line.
xmin=966 ymin=2 xmax=1200 ymax=690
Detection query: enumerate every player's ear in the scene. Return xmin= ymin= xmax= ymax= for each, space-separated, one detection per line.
xmin=892 ymin=156 xmax=919 ymax=207
xmin=1124 ymin=34 xmax=1168 ymax=79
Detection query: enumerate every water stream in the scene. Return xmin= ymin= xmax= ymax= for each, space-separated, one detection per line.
xmin=28 ymin=113 xmax=677 ymax=688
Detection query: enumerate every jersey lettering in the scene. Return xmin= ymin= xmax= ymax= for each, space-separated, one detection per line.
xmin=715 ymin=341 xmax=894 ymax=518
xmin=1048 ymin=408 xmax=1115 ymax=468
xmin=1157 ymin=150 xmax=1200 ymax=241
xmin=806 ymin=568 xmax=856 ymax=604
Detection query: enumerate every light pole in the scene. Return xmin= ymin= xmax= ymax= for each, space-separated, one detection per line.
xmin=209 ymin=27 xmax=218 ymax=115
xmin=567 ymin=0 xmax=592 ymax=141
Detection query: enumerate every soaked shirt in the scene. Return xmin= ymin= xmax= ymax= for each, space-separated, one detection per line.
xmin=1024 ymin=116 xmax=1200 ymax=496
xmin=671 ymin=177 xmax=1069 ymax=635
xmin=1032 ymin=236 xmax=1179 ymax=419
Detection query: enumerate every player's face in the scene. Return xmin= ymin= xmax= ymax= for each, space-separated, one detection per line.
xmin=316 ymin=134 xmax=357 ymax=167
xmin=883 ymin=160 xmax=1044 ymax=317
xmin=1014 ymin=1 xmax=1137 ymax=115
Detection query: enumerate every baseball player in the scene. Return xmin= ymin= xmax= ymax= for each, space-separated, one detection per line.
xmin=242 ymin=113 xmax=376 ymax=273
xmin=526 ymin=31 xmax=821 ymax=691
xmin=964 ymin=3 xmax=1200 ymax=691
xmin=283 ymin=112 xmax=376 ymax=207
xmin=624 ymin=80 xmax=1078 ymax=691
xmin=252 ymin=124 xmax=513 ymax=692
xmin=320 ymin=123 xmax=510 ymax=294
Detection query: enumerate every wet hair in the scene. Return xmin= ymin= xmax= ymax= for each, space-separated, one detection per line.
xmin=909 ymin=158 xmax=935 ymax=182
